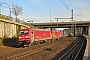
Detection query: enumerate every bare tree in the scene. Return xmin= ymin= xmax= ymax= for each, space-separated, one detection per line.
xmin=12 ymin=3 xmax=22 ymax=22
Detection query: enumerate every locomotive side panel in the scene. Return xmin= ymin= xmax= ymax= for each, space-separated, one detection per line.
xmin=51 ymin=30 xmax=62 ymax=40
xmin=55 ymin=31 xmax=61 ymax=37
xmin=34 ymin=30 xmax=51 ymax=41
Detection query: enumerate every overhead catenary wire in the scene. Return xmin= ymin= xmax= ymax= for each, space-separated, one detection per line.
xmin=23 ymin=11 xmax=48 ymax=21
xmin=59 ymin=0 xmax=79 ymax=21
xmin=63 ymin=0 xmax=71 ymax=11
xmin=1 ymin=3 xmax=49 ymax=22
xmin=20 ymin=0 xmax=50 ymax=21
xmin=59 ymin=0 xmax=71 ymax=12
xmin=21 ymin=0 xmax=49 ymax=16
xmin=22 ymin=9 xmax=49 ymax=21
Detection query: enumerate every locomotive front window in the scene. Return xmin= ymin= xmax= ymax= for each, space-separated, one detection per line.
xmin=20 ymin=30 xmax=29 ymax=34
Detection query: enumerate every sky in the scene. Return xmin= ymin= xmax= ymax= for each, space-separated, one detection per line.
xmin=0 ymin=0 xmax=90 ymax=23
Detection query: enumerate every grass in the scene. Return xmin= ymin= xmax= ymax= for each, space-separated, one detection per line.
xmin=0 ymin=41 xmax=4 ymax=46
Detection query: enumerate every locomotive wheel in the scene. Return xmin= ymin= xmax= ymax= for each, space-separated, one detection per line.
xmin=33 ymin=41 xmax=37 ymax=45
xmin=43 ymin=40 xmax=46 ymax=43
xmin=15 ymin=44 xmax=19 ymax=48
xmin=25 ymin=41 xmax=30 ymax=45
xmin=39 ymin=41 xmax=42 ymax=44
xmin=21 ymin=42 xmax=24 ymax=48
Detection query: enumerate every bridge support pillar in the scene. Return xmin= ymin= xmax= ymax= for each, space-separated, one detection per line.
xmin=88 ymin=26 xmax=90 ymax=36
xmin=82 ymin=26 xmax=88 ymax=35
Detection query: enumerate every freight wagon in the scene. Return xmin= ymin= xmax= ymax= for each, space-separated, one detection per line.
xmin=18 ymin=28 xmax=61 ymax=48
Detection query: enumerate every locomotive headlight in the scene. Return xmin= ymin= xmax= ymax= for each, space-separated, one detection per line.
xmin=26 ymin=36 xmax=28 ymax=38
xmin=19 ymin=37 xmax=22 ymax=38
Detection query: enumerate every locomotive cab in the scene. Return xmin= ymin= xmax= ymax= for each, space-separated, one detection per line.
xmin=18 ymin=28 xmax=34 ymax=47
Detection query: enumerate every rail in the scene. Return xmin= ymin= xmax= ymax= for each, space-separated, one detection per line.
xmin=0 ymin=39 xmax=63 ymax=60
xmin=52 ymin=35 xmax=87 ymax=60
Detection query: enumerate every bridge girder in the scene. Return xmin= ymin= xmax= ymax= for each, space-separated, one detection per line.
xmin=32 ymin=21 xmax=90 ymax=28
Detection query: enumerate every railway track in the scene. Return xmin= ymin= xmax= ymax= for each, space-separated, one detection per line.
xmin=52 ymin=35 xmax=87 ymax=60
xmin=7 ymin=42 xmax=60 ymax=60
xmin=0 ymin=37 xmax=69 ymax=60
xmin=0 ymin=37 xmax=76 ymax=60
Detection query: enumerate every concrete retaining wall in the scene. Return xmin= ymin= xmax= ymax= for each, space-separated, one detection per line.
xmin=0 ymin=18 xmax=30 ymax=41
xmin=0 ymin=22 xmax=17 ymax=38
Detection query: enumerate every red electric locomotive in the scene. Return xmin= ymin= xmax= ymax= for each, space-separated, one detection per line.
xmin=18 ymin=28 xmax=61 ymax=48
